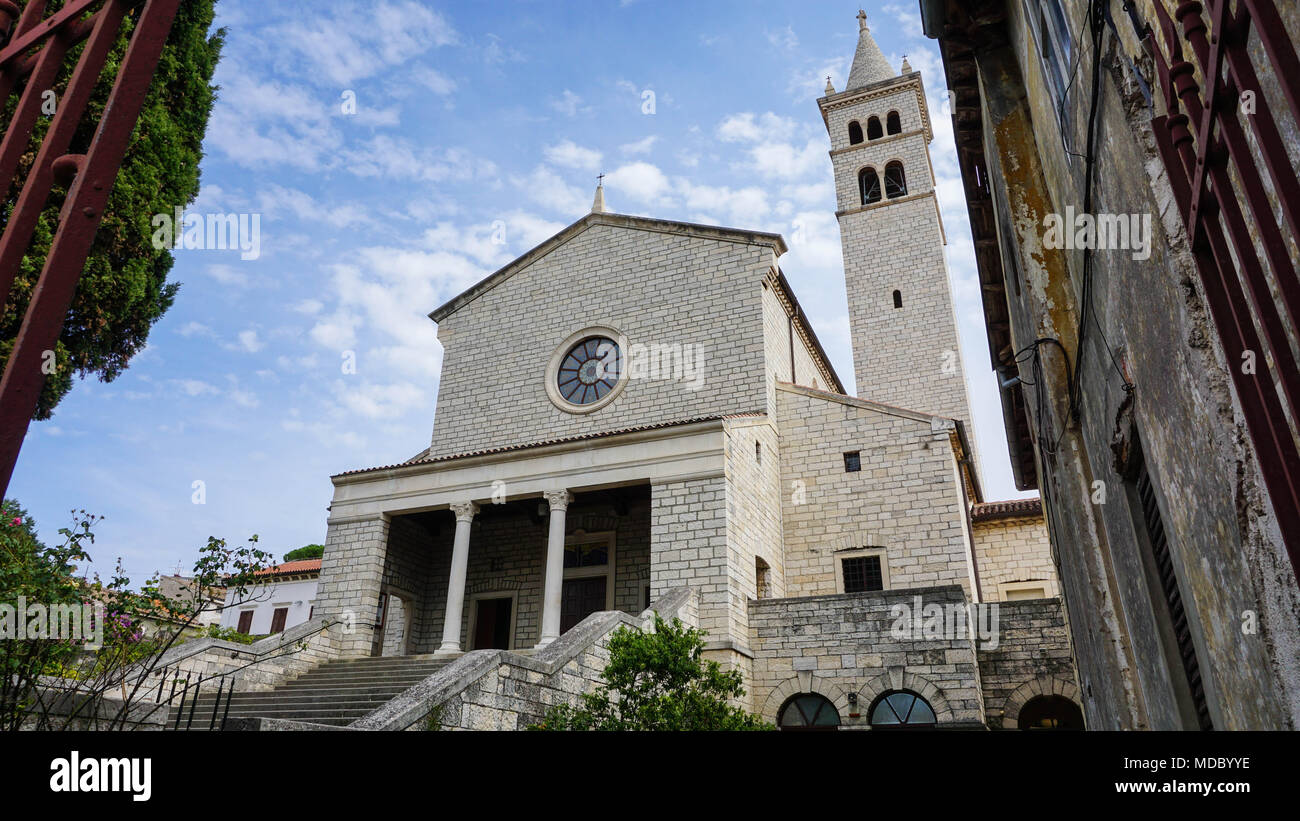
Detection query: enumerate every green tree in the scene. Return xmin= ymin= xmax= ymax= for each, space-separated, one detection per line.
xmin=0 ymin=0 xmax=226 ymax=419
xmin=530 ymin=615 xmax=773 ymax=731
xmin=283 ymin=544 xmax=324 ymax=562
xmin=0 ymin=499 xmax=273 ymax=730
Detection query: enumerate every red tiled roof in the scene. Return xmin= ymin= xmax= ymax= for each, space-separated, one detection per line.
xmin=971 ymin=498 xmax=1043 ymax=522
xmin=333 ymin=413 xmax=766 ymax=478
xmin=253 ymin=559 xmax=322 ymax=577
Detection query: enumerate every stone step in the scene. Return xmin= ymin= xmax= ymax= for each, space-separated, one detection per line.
xmin=279 ymin=674 xmax=438 ymax=688
xmin=185 ymin=684 xmax=415 ymax=701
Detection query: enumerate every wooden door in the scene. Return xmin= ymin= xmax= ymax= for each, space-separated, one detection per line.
xmin=269 ymin=607 xmax=287 ymax=634
xmin=237 ymin=610 xmax=253 ymax=634
xmin=473 ymin=597 xmax=513 ymax=650
xmin=560 ymin=577 xmax=607 ymax=633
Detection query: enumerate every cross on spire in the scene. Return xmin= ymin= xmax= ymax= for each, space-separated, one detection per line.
xmin=857 ymin=9 xmax=867 ymax=31
xmin=597 ymin=173 xmax=605 ymax=187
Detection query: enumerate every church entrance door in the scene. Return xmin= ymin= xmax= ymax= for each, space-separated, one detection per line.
xmin=560 ymin=576 xmax=607 ymax=632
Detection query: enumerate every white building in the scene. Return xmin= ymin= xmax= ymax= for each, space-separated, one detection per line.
xmin=219 ymin=559 xmax=320 ymax=636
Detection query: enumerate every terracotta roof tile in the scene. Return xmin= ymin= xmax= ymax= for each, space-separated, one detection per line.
xmin=971 ymin=498 xmax=1043 ymax=522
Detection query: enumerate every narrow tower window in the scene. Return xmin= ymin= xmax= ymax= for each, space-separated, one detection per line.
xmin=886 ymin=110 xmax=902 ymax=134
xmin=848 ymin=120 xmax=863 ymax=145
xmin=866 ymin=116 xmax=883 ymax=140
xmin=755 ymin=440 xmax=762 ymax=465
xmin=892 ymin=289 xmax=903 ymax=309
xmin=858 ymin=168 xmax=881 ymax=205
xmin=884 ymin=161 xmax=907 ymax=198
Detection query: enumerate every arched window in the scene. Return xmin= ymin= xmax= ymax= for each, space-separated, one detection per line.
xmin=886 ymin=110 xmax=902 ymax=135
xmin=892 ymin=289 xmax=903 ymax=309
xmin=866 ymin=116 xmax=883 ymax=140
xmin=1018 ymin=695 xmax=1084 ymax=730
xmin=869 ymin=690 xmax=936 ymax=728
xmin=778 ymin=693 xmax=841 ymax=730
xmin=859 ymin=167 xmax=881 ymax=205
xmin=884 ymin=161 xmax=907 ymax=198
xmin=848 ymin=120 xmax=863 ymax=145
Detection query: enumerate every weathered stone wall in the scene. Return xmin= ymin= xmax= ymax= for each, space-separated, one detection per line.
xmin=776 ymin=383 xmax=972 ymax=598
xmin=748 ymin=585 xmax=984 ymax=729
xmin=428 ymin=220 xmax=775 ymax=458
xmin=973 ymin=516 xmax=1059 ymax=601
xmin=959 ymin=0 xmax=1300 ymax=729
xmin=315 ymin=516 xmax=388 ymax=656
xmin=976 ymin=598 xmax=1078 ymax=729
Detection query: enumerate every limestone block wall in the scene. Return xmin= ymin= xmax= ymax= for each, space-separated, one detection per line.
xmin=650 ymin=477 xmax=733 ymax=648
xmin=724 ymin=417 xmax=786 ymax=606
xmin=976 ymin=598 xmax=1079 ymax=729
xmin=974 ymin=516 xmax=1059 ymax=601
xmin=428 ymin=222 xmax=774 ymax=458
xmin=776 ymin=384 xmax=972 ymax=598
xmin=748 ymin=585 xmax=984 ymax=729
xmin=315 ymin=516 xmax=389 ymax=656
xmin=837 ymin=197 xmax=974 ymax=437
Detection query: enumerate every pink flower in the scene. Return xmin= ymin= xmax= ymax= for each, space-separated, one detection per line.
xmin=9 ymin=517 xmax=20 ymax=526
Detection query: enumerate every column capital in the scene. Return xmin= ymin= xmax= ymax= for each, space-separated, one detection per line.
xmin=449 ymin=501 xmax=479 ymax=523
xmin=542 ymin=490 xmax=573 ymax=512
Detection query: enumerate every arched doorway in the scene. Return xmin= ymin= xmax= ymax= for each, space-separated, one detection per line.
xmin=1018 ymin=695 xmax=1084 ymax=729
xmin=778 ymin=693 xmax=841 ymax=730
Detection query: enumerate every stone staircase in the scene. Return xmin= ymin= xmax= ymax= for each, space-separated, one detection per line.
xmin=167 ymin=655 xmax=454 ymax=729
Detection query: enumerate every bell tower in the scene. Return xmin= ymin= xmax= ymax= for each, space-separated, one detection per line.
xmin=818 ymin=11 xmax=975 ymax=445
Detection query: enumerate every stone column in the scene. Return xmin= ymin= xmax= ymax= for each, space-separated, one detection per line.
xmin=438 ymin=501 xmax=479 ymax=653
xmin=537 ymin=490 xmax=573 ymax=647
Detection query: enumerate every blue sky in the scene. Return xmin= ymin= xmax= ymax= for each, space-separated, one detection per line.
xmin=10 ymin=0 xmax=1031 ymax=583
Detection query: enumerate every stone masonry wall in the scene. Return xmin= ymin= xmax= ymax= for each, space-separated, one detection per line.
xmin=973 ymin=516 xmax=1059 ymax=601
xmin=429 ymin=222 xmax=774 ymax=458
xmin=748 ymin=585 xmax=984 ymax=729
xmin=776 ymin=383 xmax=971 ymax=598
xmin=976 ymin=598 xmax=1079 ymax=729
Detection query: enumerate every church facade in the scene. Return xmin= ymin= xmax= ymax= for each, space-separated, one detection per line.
xmin=313 ymin=13 xmax=1080 ymax=730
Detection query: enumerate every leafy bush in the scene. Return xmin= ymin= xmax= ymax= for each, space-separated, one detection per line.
xmin=530 ymin=615 xmax=773 ymax=731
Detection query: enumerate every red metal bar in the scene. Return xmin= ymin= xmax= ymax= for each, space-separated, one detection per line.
xmin=1145 ymin=3 xmax=1300 ymax=572
xmin=0 ymin=0 xmax=99 ymax=67
xmin=0 ymin=1 xmax=47 ymax=100
xmin=1177 ymin=1 xmax=1300 ymax=340
xmin=0 ymin=0 xmax=180 ymax=498
xmin=1240 ymin=0 xmax=1300 ymax=125
xmin=0 ymin=0 xmax=125 ymax=309
xmin=0 ymin=25 xmax=71 ymax=192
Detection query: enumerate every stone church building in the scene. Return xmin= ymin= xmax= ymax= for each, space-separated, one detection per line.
xmin=282 ymin=13 xmax=1082 ymax=730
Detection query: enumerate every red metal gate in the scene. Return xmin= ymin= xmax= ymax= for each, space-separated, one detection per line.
xmin=1146 ymin=0 xmax=1300 ymax=576
xmin=0 ymin=0 xmax=180 ymax=498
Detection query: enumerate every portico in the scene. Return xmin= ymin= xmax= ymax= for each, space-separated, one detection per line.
xmin=314 ymin=417 xmax=737 ymax=659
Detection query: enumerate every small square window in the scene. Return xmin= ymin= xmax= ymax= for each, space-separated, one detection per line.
xmin=844 ymin=451 xmax=861 ymax=472
xmin=843 ymin=556 xmax=883 ymax=594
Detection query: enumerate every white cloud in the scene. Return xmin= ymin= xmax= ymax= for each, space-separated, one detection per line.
xmin=549 ymin=90 xmax=587 ymax=117
xmin=620 ymin=135 xmax=659 ymax=155
xmin=513 ymin=165 xmax=590 ymax=218
xmin=606 ymin=162 xmax=673 ymax=206
xmin=544 ymin=139 xmax=603 ymax=171
xmin=413 ymin=67 xmax=457 ymax=95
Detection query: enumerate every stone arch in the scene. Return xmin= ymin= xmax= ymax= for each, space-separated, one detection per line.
xmin=999 ymin=676 xmax=1081 ymax=729
xmin=761 ymin=675 xmax=856 ymax=726
xmin=858 ymin=667 xmax=953 ymax=725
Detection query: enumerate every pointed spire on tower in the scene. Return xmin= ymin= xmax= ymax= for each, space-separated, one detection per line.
xmin=845 ymin=10 xmax=894 ymax=90
xmin=901 ymin=55 xmax=912 ymax=74
xmin=825 ymin=74 xmax=836 ymax=94
xmin=591 ymin=174 xmax=607 ymax=213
